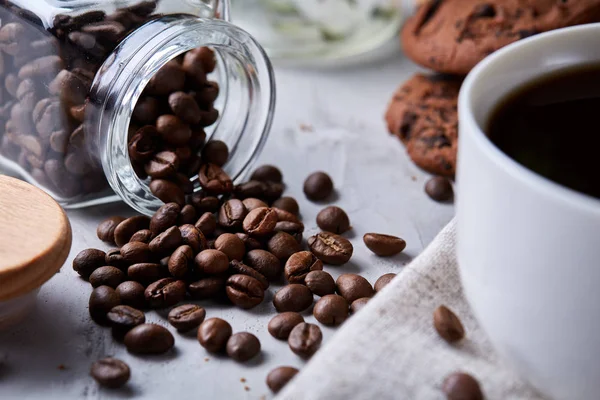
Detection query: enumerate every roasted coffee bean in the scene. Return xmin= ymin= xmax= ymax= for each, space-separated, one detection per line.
xmin=303 ymin=171 xmax=333 ymax=201
xmin=268 ymin=312 xmax=304 ymax=340
xmin=90 ymin=358 xmax=130 ymax=389
xmin=73 ymin=248 xmax=106 ymax=279
xmin=244 ymin=249 xmax=281 ymax=281
xmin=267 ymin=232 xmax=300 ymax=261
xmin=17 ymin=79 xmax=39 ymax=110
xmin=425 ymin=176 xmax=454 ymax=202
xmin=313 ymin=294 xmax=348 ymax=326
xmin=284 ymin=251 xmax=323 ymax=284
xmin=49 ymin=69 xmax=90 ymax=104
xmin=128 ymin=126 xmax=159 ymax=163
xmin=272 ymin=197 xmax=299 ymax=215
xmin=69 ymin=103 xmax=86 ymax=122
xmin=195 ymin=81 xmax=219 ymax=106
xmin=374 ymin=273 xmax=396 ymax=292
xmin=350 ymin=297 xmax=370 ymax=314
xmin=133 ymin=97 xmax=160 ymax=125
xmin=116 ymin=281 xmax=146 ymax=309
xmin=168 ymin=304 xmax=206 ymax=332
xmin=124 ymin=324 xmax=175 ymax=354
xmin=242 ymin=198 xmax=268 ymax=211
xmin=234 ymin=180 xmax=267 ymax=200
xmin=144 ymin=278 xmax=186 ymax=309
xmin=236 ymin=233 xmax=263 ymax=252
xmin=226 ymin=332 xmax=261 ymax=362
xmin=146 ymin=61 xmax=185 ymax=95
xmin=179 ymin=224 xmax=206 ymax=253
xmin=308 ymin=232 xmax=353 ymax=265
xmin=195 ymin=249 xmax=229 ymax=275
xmin=149 ymin=226 xmax=182 ymax=256
xmin=19 ymin=55 xmax=63 ymax=80
xmin=274 ymin=221 xmax=304 ymax=242
xmin=81 ymin=20 xmax=126 ymax=43
xmin=105 ymin=249 xmax=128 ymax=270
xmin=181 ymin=49 xmax=208 ymax=87
xmin=201 ymin=140 xmax=229 ymax=166
xmin=336 ymin=274 xmax=374 ymax=303
xmin=288 ymin=323 xmax=322 ymax=359
xmin=168 ymin=91 xmax=202 ymax=124
xmin=168 ymin=245 xmax=194 ymax=278
xmin=0 ymin=23 xmax=30 ymax=56
xmin=218 ymin=199 xmax=247 ymax=229
xmin=198 ymin=163 xmax=233 ymax=195
xmin=316 ymin=206 xmax=350 ymax=234
xmin=190 ymin=193 xmax=220 ymax=213
xmin=363 ymin=233 xmax=406 ymax=257
xmin=149 ymin=179 xmax=185 ymax=206
xmin=229 ymin=260 xmax=269 ymax=290
xmin=197 ymin=318 xmax=232 ymax=353
xmin=89 ymin=266 xmax=125 ymax=289
xmin=266 ymin=366 xmax=299 ymax=394
xmin=32 ymin=99 xmax=61 ymax=140
xmin=188 ymin=277 xmax=225 ymax=300
xmin=120 ymin=242 xmax=151 ymax=264
xmin=127 ymin=263 xmax=165 ymax=285
xmin=107 ymin=305 xmax=145 ymax=334
xmin=243 ymin=207 xmax=277 ymax=236
xmin=129 ymin=229 xmax=153 ymax=244
xmin=273 ymin=284 xmax=313 ymax=312
xmin=305 ymin=270 xmax=336 ymax=297
xmin=225 ymin=274 xmax=265 ymax=309
xmin=89 ymin=285 xmax=121 ymax=325
xmin=263 ymin=182 xmax=285 ymax=202
xmin=251 ymin=165 xmax=282 ymax=183
xmin=114 ymin=215 xmax=150 ymax=247
xmin=145 ymin=150 xmax=179 ymax=179
xmin=442 ymin=372 xmax=484 ymax=400
xmin=5 ymin=74 xmax=18 ymax=97
xmin=214 ymin=233 xmax=245 ymax=261
xmin=125 ymin=0 xmax=158 ymax=16
xmin=272 ymin=208 xmax=301 ymax=224
xmin=434 ymin=305 xmax=465 ymax=343
xmin=195 ymin=212 xmax=217 ymax=237
xmin=155 ymin=114 xmax=191 ymax=146
xmin=178 ymin=205 xmax=197 ymax=225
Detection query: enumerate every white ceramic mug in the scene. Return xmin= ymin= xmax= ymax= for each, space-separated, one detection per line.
xmin=457 ymin=24 xmax=600 ymax=400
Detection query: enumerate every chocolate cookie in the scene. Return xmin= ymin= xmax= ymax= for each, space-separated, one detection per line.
xmin=402 ymin=0 xmax=600 ymax=75
xmin=385 ymin=73 xmax=461 ymax=176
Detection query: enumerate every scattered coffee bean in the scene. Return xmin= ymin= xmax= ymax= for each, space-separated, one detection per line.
xmin=273 ymin=284 xmax=313 ymax=313
xmin=425 ymin=176 xmax=454 ymax=202
xmin=198 ymin=163 xmax=233 ymax=195
xmin=313 ymin=294 xmax=349 ymax=326
xmin=201 ymin=140 xmax=229 ymax=166
xmin=350 ymin=297 xmax=370 ymax=314
xmin=168 ymin=245 xmax=194 ymax=278
xmin=305 ymin=270 xmax=336 ymax=297
xmin=316 ymin=206 xmax=350 ymax=234
xmin=244 ymin=249 xmax=281 ymax=281
xmin=442 ymin=372 xmax=484 ymax=400
xmin=105 ymin=248 xmax=128 ymax=270
xmin=120 ymin=241 xmax=151 ymax=264
xmin=73 ymin=248 xmax=106 ymax=279
xmin=179 ymin=224 xmax=206 ymax=253
xmin=272 ymin=196 xmax=299 ymax=215
xmin=195 ymin=212 xmax=217 ymax=237
xmin=374 ymin=273 xmax=396 ymax=292
xmin=226 ymin=332 xmax=261 ymax=362
xmin=127 ymin=263 xmax=165 ymax=285
xmin=96 ymin=216 xmax=125 ymax=244
xmin=149 ymin=179 xmax=185 ymax=205
xmin=89 ymin=266 xmax=125 ymax=288
xmin=214 ymin=233 xmax=245 ymax=261
xmin=272 ymin=207 xmax=301 ymax=224
xmin=267 ymin=232 xmax=300 ymax=261
xmin=188 ymin=277 xmax=226 ymax=300
xmin=89 ymin=285 xmax=121 ymax=325
xmin=242 ymin=207 xmax=278 ymax=236
xmin=107 ymin=305 xmax=145 ymax=336
xmin=234 ymin=180 xmax=267 ymax=200
xmin=242 ymin=197 xmax=268 ymax=212
xmin=266 ymin=366 xmax=299 ymax=394
xmin=336 ymin=274 xmax=374 ymax=303
xmin=149 ymin=226 xmax=182 ymax=256
xmin=90 ymin=357 xmax=130 ymax=388
xmin=284 ymin=251 xmax=323 ymax=284
xmin=225 ymin=274 xmax=265 ymax=309
xmin=288 ymin=323 xmax=322 ymax=359
xmin=229 ymin=260 xmax=269 ymax=290
xmin=195 ymin=249 xmax=229 ymax=275
xmin=168 ymin=304 xmax=206 ymax=332
xmin=363 ymin=233 xmax=406 ymax=257
xmin=303 ymin=171 xmax=333 ymax=201
xmin=129 ymin=229 xmax=153 ymax=244
xmin=124 ymin=324 xmax=175 ymax=354
xmin=433 ymin=305 xmax=465 ymax=343
xmin=197 ymin=318 xmax=232 ymax=353
xmin=168 ymin=91 xmax=202 ymax=124
xmin=308 ymin=232 xmax=353 ymax=265
xmin=178 ymin=204 xmax=197 ymax=225
xmin=114 ymin=215 xmax=150 ymax=247
xmin=251 ymin=165 xmax=282 ymax=183
xmin=115 ymin=281 xmax=146 ymax=309
xmin=236 ymin=233 xmax=263 ymax=252
xmin=144 ymin=278 xmax=186 ymax=309
xmin=218 ymin=199 xmax=247 ymax=229
xmin=190 ymin=193 xmax=220 ymax=214
xmin=150 ymin=202 xmax=180 ymax=235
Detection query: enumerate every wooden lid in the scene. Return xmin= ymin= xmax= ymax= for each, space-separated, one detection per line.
xmin=0 ymin=175 xmax=72 ymax=301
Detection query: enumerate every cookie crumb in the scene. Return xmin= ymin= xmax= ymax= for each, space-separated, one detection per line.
xmin=411 ymin=176 xmax=417 ymax=181
xmin=244 ymin=386 xmax=250 ymax=391
xmin=240 ymin=378 xmax=246 ymax=383
xmin=299 ymin=123 xmax=314 ymax=132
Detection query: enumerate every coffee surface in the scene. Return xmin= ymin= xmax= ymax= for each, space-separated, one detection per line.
xmin=488 ymin=64 xmax=600 ymax=199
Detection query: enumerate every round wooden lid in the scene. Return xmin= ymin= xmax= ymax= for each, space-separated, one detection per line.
xmin=0 ymin=175 xmax=72 ymax=301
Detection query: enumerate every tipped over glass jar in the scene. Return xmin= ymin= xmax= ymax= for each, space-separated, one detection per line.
xmin=0 ymin=0 xmax=275 ymax=215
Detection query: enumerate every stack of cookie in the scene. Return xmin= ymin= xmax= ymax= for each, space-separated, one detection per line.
xmin=386 ymin=0 xmax=600 ymax=178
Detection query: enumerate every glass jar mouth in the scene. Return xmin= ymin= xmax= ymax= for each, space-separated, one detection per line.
xmin=87 ymin=15 xmax=275 ymax=215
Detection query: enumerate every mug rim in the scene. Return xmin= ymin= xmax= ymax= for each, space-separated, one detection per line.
xmin=458 ymin=23 xmax=600 ymax=214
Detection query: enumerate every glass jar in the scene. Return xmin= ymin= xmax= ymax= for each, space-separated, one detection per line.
xmin=0 ymin=0 xmax=275 ymax=215
xmin=230 ymin=0 xmax=404 ymax=61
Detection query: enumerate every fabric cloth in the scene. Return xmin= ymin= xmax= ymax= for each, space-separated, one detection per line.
xmin=278 ymin=219 xmax=546 ymax=400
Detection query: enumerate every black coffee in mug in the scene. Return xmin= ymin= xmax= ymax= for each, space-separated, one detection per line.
xmin=487 ymin=64 xmax=600 ymax=199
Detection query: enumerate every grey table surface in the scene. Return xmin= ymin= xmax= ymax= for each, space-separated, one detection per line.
xmin=0 ymin=52 xmax=454 ymax=399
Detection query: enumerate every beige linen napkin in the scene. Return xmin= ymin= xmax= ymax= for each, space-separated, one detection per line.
xmin=278 ymin=219 xmax=546 ymax=400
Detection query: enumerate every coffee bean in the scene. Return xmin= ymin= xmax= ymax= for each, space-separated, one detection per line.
xmin=168 ymin=245 xmax=194 ymax=278
xmin=178 ymin=205 xmax=197 ymax=225
xmin=168 ymin=304 xmax=206 ymax=332
xmin=127 ymin=263 xmax=165 ymax=285
xmin=201 ymin=140 xmax=229 ymax=166
xmin=146 ymin=61 xmax=185 ymax=95
xmin=195 ymin=212 xmax=217 ymax=237
xmin=316 ymin=206 xmax=350 ymax=234
xmin=336 ymin=274 xmax=374 ymax=303
xmin=273 ymin=284 xmax=313 ymax=312
xmin=168 ymin=91 xmax=202 ymax=124
xmin=124 ymin=324 xmax=175 ymax=354
xmin=268 ymin=312 xmax=304 ymax=340
xmin=272 ymin=207 xmax=301 ymax=224
xmin=81 ymin=20 xmax=126 ymax=42
xmin=115 ymin=281 xmax=146 ymax=309
xmin=188 ymin=277 xmax=225 ymax=300
xmin=308 ymin=232 xmax=353 ymax=265
xmin=374 ymin=273 xmax=396 ymax=292
xmin=19 ymin=55 xmax=63 ymax=80
xmin=133 ymin=97 xmax=160 ymax=125
xmin=244 ymin=249 xmax=281 ymax=281
xmin=274 ymin=221 xmax=304 ymax=242
xmin=144 ymin=278 xmax=186 ymax=309
xmin=214 ymin=233 xmax=245 ymax=261
xmin=288 ymin=323 xmax=322 ymax=359
xmin=251 ymin=165 xmax=282 ymax=183
xmin=197 ymin=318 xmax=232 ymax=353
xmin=313 ymin=294 xmax=348 ymax=326
xmin=225 ymin=274 xmax=265 ymax=309
xmin=105 ymin=249 xmax=128 ymax=270
xmin=236 ymin=233 xmax=263 ymax=252
xmin=194 ymin=81 xmax=219 ymax=106
xmin=107 ymin=305 xmax=145 ymax=335
xmin=267 ymin=232 xmax=300 ymax=261
xmin=272 ymin=197 xmax=299 ymax=215
xmin=226 ymin=332 xmax=261 ymax=362
xmin=125 ymin=1 xmax=158 ymax=16
xmin=120 ymin=242 xmax=151 ymax=264
xmin=195 ymin=249 xmax=229 ymax=275
xmin=442 ymin=372 xmax=484 ymax=400
xmin=144 ymin=150 xmax=179 ymax=179
xmin=266 ymin=366 xmax=299 ymax=394
xmin=303 ymin=171 xmax=333 ymax=201
xmin=154 ymin=114 xmax=192 ymax=146
xmin=363 ymin=233 xmax=406 ymax=257
xmin=48 ymin=69 xmax=90 ymax=104
xmin=89 ymin=285 xmax=121 ymax=325
xmin=229 ymin=260 xmax=269 ymax=290
xmin=305 ymin=270 xmax=336 ymax=297
xmin=179 ymin=224 xmax=206 ymax=253
xmin=89 ymin=266 xmax=125 ymax=288
xmin=350 ymin=297 xmax=370 ymax=314
xmin=198 ymin=163 xmax=233 ymax=195
xmin=182 ymin=49 xmax=209 ymax=87
xmin=263 ymin=182 xmax=285 ymax=202
xmin=90 ymin=358 xmax=130 ymax=388
xmin=73 ymin=248 xmax=106 ymax=279
xmin=241 ymin=207 xmax=277 ymax=236
xmin=149 ymin=226 xmax=182 ymax=256
xmin=433 ymin=305 xmax=465 ymax=343
xmin=284 ymin=251 xmax=323 ymax=284
xmin=425 ymin=176 xmax=453 ymax=202
xmin=218 ymin=199 xmax=247 ymax=229
xmin=149 ymin=179 xmax=185 ymax=206
xmin=128 ymin=126 xmax=159 ymax=163
xmin=242 ymin=198 xmax=268 ymax=212
xmin=234 ymin=180 xmax=267 ymax=200
xmin=114 ymin=215 xmax=150 ymax=247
